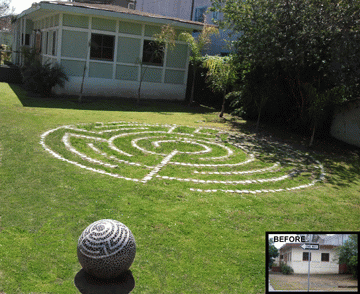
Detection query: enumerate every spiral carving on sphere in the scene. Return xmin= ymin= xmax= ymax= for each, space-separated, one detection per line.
xmin=78 ymin=219 xmax=131 ymax=258
xmin=77 ymin=219 xmax=136 ymax=279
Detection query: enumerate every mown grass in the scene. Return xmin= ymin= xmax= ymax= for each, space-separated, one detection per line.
xmin=0 ymin=82 xmax=360 ymax=293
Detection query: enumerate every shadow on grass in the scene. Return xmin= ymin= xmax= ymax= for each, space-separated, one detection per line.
xmin=74 ymin=269 xmax=135 ymax=294
xmin=8 ymin=83 xmax=215 ymax=115
xmin=227 ymin=119 xmax=360 ymax=188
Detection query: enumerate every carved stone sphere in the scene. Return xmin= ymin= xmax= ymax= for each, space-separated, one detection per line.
xmin=77 ymin=219 xmax=136 ymax=279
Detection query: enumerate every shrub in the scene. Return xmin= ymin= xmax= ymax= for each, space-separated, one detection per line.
xmin=0 ymin=44 xmax=12 ymax=65
xmin=21 ymin=60 xmax=68 ymax=97
xmin=281 ymin=264 xmax=294 ymax=275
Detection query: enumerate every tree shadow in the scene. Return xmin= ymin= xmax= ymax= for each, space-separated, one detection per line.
xmin=226 ymin=118 xmax=360 ymax=188
xmin=74 ymin=269 xmax=135 ymax=294
xmin=8 ymin=83 xmax=215 ymax=114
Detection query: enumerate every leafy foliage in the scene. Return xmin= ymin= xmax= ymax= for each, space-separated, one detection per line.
xmin=203 ymin=55 xmax=237 ymax=117
xmin=0 ymin=0 xmax=11 ymax=17
xmin=336 ymin=235 xmax=358 ymax=278
xmin=20 ymin=47 xmax=68 ymax=97
xmin=268 ymin=238 xmax=279 ymax=269
xmin=280 ymin=264 xmax=294 ymax=275
xmin=210 ymin=0 xmax=360 ymax=141
xmin=179 ymin=25 xmax=218 ymax=104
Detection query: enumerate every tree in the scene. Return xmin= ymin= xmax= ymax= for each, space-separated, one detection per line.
xmin=303 ymin=83 xmax=344 ymax=146
xmin=268 ymin=238 xmax=279 ymax=269
xmin=0 ymin=0 xmax=11 ymax=17
xmin=203 ymin=55 xmax=237 ymax=117
xmin=137 ymin=24 xmax=176 ymax=104
xmin=179 ymin=25 xmax=218 ymax=105
xmin=210 ymin=0 xmax=360 ymax=141
xmin=336 ymin=235 xmax=358 ymax=278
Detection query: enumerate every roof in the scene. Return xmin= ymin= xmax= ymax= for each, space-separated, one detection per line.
xmin=17 ymin=1 xmax=208 ymax=30
xmin=279 ymin=243 xmax=339 ymax=251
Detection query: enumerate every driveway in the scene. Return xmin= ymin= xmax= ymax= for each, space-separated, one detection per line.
xmin=269 ymin=273 xmax=357 ymax=292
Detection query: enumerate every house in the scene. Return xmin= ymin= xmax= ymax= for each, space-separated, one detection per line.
xmin=279 ymin=243 xmax=341 ymax=274
xmin=135 ymin=0 xmax=236 ymax=55
xmin=0 ymin=15 xmax=13 ymax=47
xmin=12 ymin=1 xmax=205 ymax=100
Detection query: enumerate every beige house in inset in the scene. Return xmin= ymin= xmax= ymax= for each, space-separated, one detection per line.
xmin=279 ymin=243 xmax=340 ymax=274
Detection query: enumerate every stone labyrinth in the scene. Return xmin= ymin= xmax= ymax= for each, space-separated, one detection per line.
xmin=40 ymin=122 xmax=325 ymax=194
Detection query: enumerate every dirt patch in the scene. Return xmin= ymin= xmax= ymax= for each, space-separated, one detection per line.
xmin=269 ymin=273 xmax=358 ymax=292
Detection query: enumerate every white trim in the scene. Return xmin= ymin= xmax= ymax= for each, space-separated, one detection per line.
xmin=56 ymin=13 xmax=63 ymax=63
xmin=85 ymin=17 xmax=92 ymax=78
xmin=165 ymin=67 xmax=186 ymax=71
xmin=112 ymin=19 xmax=119 ymax=79
xmin=61 ymin=26 xmax=89 ymax=33
xmin=89 ymin=59 xmax=114 ymax=65
xmin=162 ymin=43 xmax=168 ymax=83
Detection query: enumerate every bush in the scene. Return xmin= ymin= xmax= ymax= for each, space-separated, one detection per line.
xmin=281 ymin=264 xmax=294 ymax=275
xmin=0 ymin=44 xmax=12 ymax=65
xmin=21 ymin=60 xmax=68 ymax=97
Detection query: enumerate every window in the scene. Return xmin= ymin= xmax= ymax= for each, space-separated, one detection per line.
xmin=194 ymin=6 xmax=207 ymax=23
xmin=212 ymin=11 xmax=219 ymax=22
xmin=45 ymin=32 xmax=49 ymax=54
xmin=21 ymin=33 xmax=30 ymax=46
xmin=52 ymin=31 xmax=56 ymax=56
xmin=142 ymin=40 xmax=164 ymax=66
xmin=303 ymin=252 xmax=311 ymax=261
xmin=35 ymin=32 xmax=42 ymax=53
xmin=90 ymin=33 xmax=115 ymax=61
xmin=25 ymin=34 xmax=30 ymax=46
xmin=321 ymin=253 xmax=329 ymax=262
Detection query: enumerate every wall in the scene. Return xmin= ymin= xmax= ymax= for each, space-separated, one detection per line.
xmin=287 ymin=248 xmax=339 ymax=274
xmin=331 ymin=100 xmax=360 ymax=148
xmin=30 ymin=12 xmax=192 ymax=100
xmin=137 ymin=0 xmax=237 ymax=55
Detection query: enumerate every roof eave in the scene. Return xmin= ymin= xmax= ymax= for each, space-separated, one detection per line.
xmin=17 ymin=2 xmax=206 ymax=31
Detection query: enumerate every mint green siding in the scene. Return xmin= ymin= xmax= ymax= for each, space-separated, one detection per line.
xmin=63 ymin=14 xmax=89 ymax=28
xmin=62 ymin=30 xmax=88 ymax=59
xmin=118 ymin=21 xmax=142 ymax=35
xmin=61 ymin=60 xmax=86 ymax=77
xmin=142 ymin=67 xmax=162 ymax=83
xmin=116 ymin=65 xmax=138 ymax=81
xmin=25 ymin=20 xmax=34 ymax=34
xmin=117 ymin=37 xmax=141 ymax=64
xmin=166 ymin=44 xmax=188 ymax=69
xmin=89 ymin=62 xmax=113 ymax=79
xmin=92 ymin=17 xmax=116 ymax=32
xmin=54 ymin=14 xmax=59 ymax=26
xmin=144 ymin=25 xmax=161 ymax=37
xmin=165 ymin=70 xmax=185 ymax=84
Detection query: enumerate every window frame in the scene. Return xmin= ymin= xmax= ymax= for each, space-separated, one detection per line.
xmin=303 ymin=252 xmax=311 ymax=261
xmin=194 ymin=6 xmax=208 ymax=23
xmin=52 ymin=31 xmax=56 ymax=56
xmin=212 ymin=11 xmax=219 ymax=22
xmin=90 ymin=33 xmax=115 ymax=61
xmin=321 ymin=253 xmax=329 ymax=262
xmin=142 ymin=39 xmax=164 ymax=67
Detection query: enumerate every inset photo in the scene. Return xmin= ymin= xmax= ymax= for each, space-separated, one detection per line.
xmin=266 ymin=232 xmax=359 ymax=293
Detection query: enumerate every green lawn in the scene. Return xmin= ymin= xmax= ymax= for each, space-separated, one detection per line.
xmin=0 ymin=82 xmax=359 ymax=293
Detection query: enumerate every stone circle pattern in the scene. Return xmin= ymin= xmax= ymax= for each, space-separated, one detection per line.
xmin=40 ymin=121 xmax=325 ymax=194
xmin=77 ymin=219 xmax=136 ymax=279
